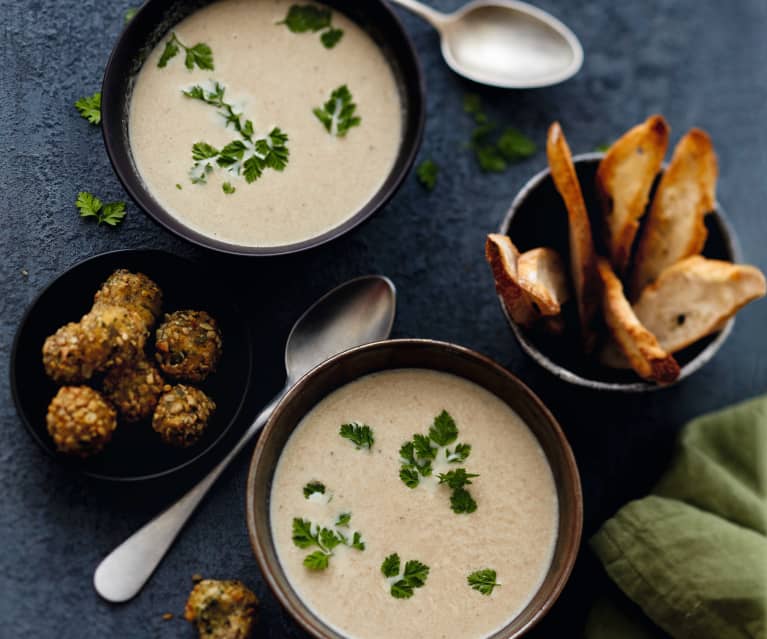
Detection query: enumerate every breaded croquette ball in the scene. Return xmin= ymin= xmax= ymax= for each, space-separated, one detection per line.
xmin=42 ymin=321 xmax=113 ymax=384
xmin=155 ymin=310 xmax=223 ymax=382
xmin=94 ymin=269 xmax=162 ymax=327
xmin=152 ymin=384 xmax=216 ymax=447
xmin=46 ymin=386 xmax=117 ymax=457
xmin=82 ymin=304 xmax=148 ymax=370
xmin=102 ymin=357 xmax=166 ymax=422
xmin=184 ymin=579 xmax=258 ymax=639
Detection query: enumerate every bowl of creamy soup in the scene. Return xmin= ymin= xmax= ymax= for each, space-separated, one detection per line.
xmin=246 ymin=339 xmax=582 ymax=639
xmin=102 ymin=0 xmax=424 ymax=255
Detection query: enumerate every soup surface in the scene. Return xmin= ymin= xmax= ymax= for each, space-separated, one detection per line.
xmin=129 ymin=0 xmax=402 ymax=247
xmin=270 ymin=369 xmax=559 ymax=639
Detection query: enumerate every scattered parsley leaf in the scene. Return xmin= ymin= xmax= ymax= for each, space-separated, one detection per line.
xmin=350 ymin=531 xmax=365 ymax=551
xmin=403 ymin=560 xmax=429 ymax=588
xmin=319 ymin=527 xmax=343 ymax=551
xmin=437 ymin=468 xmax=479 ymax=490
xmin=192 ymin=142 xmax=219 ymax=161
xmin=279 ymin=4 xmax=331 ymax=32
xmin=416 ymin=159 xmax=439 ymax=191
xmin=321 ymin=27 xmax=344 ymax=48
xmin=124 ymin=7 xmax=137 ymax=23
xmin=76 ymin=192 xmax=126 ymax=227
xmin=313 ymin=85 xmax=361 ymax=137
xmin=339 ymin=422 xmax=374 ymax=449
xmin=497 ymin=127 xmax=537 ymax=161
xmin=303 ymin=481 xmax=325 ymax=499
xmin=303 ymin=550 xmax=329 ymax=570
xmin=429 ymin=410 xmax=458 ymax=446
xmin=158 ymin=33 xmax=214 ymax=70
xmin=291 ymin=518 xmax=316 ymax=548
xmin=399 ymin=466 xmax=420 ymax=489
xmin=75 ymin=92 xmax=101 ymax=125
xmin=412 ymin=434 xmax=436 ymax=460
xmin=335 ymin=512 xmax=351 ymax=527
xmin=468 ymin=569 xmax=500 ymax=595
xmin=381 ymin=553 xmax=400 ymax=578
xmin=450 ymin=487 xmax=478 ymax=514
xmin=475 ymin=145 xmax=507 ymax=173
xmin=175 ymin=183 xmax=182 ymax=190
xmin=446 ymin=443 xmax=471 ymax=463
xmin=222 ymin=181 xmax=236 ymax=194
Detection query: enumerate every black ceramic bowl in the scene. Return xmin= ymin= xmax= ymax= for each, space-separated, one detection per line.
xmin=10 ymin=250 xmax=253 ymax=481
xmin=499 ymin=152 xmax=740 ymax=392
xmin=101 ymin=0 xmax=425 ymax=256
xmin=246 ymin=339 xmax=582 ymax=639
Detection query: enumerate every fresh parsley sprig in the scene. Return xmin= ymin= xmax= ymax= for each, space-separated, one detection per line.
xmin=464 ymin=93 xmax=537 ymax=172
xmin=183 ymin=82 xmax=290 ymax=185
xmin=158 ymin=32 xmax=214 ymax=70
xmin=313 ymin=85 xmax=361 ymax=137
xmin=279 ymin=4 xmax=344 ymax=49
xmin=339 ymin=422 xmax=374 ymax=450
xmin=303 ymin=481 xmax=326 ymax=499
xmin=399 ymin=410 xmax=479 ymax=513
xmin=468 ymin=569 xmax=501 ymax=595
xmin=416 ymin=159 xmax=439 ymax=191
xmin=76 ymin=192 xmax=126 ymax=227
xmin=75 ymin=92 xmax=101 ymax=125
xmin=292 ymin=516 xmax=365 ymax=570
xmin=381 ymin=554 xmax=430 ymax=599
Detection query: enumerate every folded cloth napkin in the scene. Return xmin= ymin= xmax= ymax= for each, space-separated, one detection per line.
xmin=585 ymin=395 xmax=767 ymax=639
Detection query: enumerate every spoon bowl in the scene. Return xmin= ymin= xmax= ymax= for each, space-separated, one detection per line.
xmin=392 ymin=0 xmax=583 ymax=88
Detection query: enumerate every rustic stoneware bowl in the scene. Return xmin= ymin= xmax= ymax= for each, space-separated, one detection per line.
xmin=246 ymin=338 xmax=582 ymax=639
xmin=498 ymin=152 xmax=740 ymax=392
xmin=101 ymin=0 xmax=424 ymax=256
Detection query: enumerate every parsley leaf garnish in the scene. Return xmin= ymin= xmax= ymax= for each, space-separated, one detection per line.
xmin=279 ymin=4 xmax=344 ymax=48
xmin=335 ymin=512 xmax=351 ymax=527
xmin=339 ymin=422 xmax=374 ymax=449
xmin=222 ymin=181 xmax=236 ymax=194
xmin=450 ymin=487 xmax=478 ymax=514
xmin=429 ymin=410 xmax=458 ymax=446
xmin=313 ymin=85 xmax=361 ymax=137
xmin=464 ymin=94 xmax=536 ymax=172
xmin=446 ymin=443 xmax=471 ymax=463
xmin=75 ymin=92 xmax=101 ymax=125
xmin=416 ymin=159 xmax=439 ymax=191
xmin=438 ymin=468 xmax=479 ymax=514
xmin=468 ymin=569 xmax=501 ymax=595
xmin=158 ymin=32 xmax=214 ymax=70
xmin=76 ymin=192 xmax=126 ymax=227
xmin=291 ymin=516 xmax=365 ymax=571
xmin=184 ymin=82 xmax=290 ymax=184
xmin=382 ymin=554 xmax=430 ymax=599
xmin=303 ymin=481 xmax=325 ymax=499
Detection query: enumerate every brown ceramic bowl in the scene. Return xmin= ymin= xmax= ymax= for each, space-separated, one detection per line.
xmin=246 ymin=338 xmax=582 ymax=639
xmin=498 ymin=152 xmax=740 ymax=392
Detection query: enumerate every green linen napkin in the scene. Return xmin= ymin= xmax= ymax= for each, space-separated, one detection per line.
xmin=586 ymin=395 xmax=767 ymax=639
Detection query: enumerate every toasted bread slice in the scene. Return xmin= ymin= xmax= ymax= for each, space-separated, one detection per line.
xmin=596 ymin=115 xmax=670 ymax=273
xmin=634 ymin=256 xmax=766 ymax=353
xmin=485 ymin=234 xmax=539 ymax=327
xmin=630 ymin=128 xmax=718 ymax=298
xmin=546 ymin=122 xmax=601 ymax=350
xmin=517 ymin=248 xmax=571 ymax=316
xmin=597 ymin=258 xmax=680 ymax=383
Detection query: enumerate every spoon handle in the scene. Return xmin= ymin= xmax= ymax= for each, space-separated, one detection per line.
xmin=93 ymin=388 xmax=285 ymax=603
xmin=388 ymin=0 xmax=447 ymax=28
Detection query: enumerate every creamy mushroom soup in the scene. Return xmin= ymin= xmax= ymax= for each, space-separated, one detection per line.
xmin=270 ymin=369 xmax=558 ymax=639
xmin=129 ymin=0 xmax=402 ymax=247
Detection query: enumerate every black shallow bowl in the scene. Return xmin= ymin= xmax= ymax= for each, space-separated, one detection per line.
xmin=247 ymin=339 xmax=582 ymax=639
xmin=101 ymin=0 xmax=425 ymax=257
xmin=499 ymin=152 xmax=740 ymax=392
xmin=10 ymin=250 xmax=253 ymax=481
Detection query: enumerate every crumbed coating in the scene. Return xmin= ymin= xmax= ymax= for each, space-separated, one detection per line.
xmin=46 ymin=386 xmax=117 ymax=457
xmin=94 ymin=269 xmax=163 ymax=327
xmin=155 ymin=310 xmax=223 ymax=382
xmin=42 ymin=321 xmax=113 ymax=384
xmin=103 ymin=358 xmax=167 ymax=422
xmin=152 ymin=384 xmax=216 ymax=447
xmin=184 ymin=579 xmax=258 ymax=639
xmin=82 ymin=304 xmax=148 ymax=370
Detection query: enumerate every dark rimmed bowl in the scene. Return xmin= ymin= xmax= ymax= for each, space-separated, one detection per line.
xmin=499 ymin=152 xmax=740 ymax=392
xmin=101 ymin=0 xmax=425 ymax=257
xmin=246 ymin=338 xmax=582 ymax=639
xmin=10 ymin=250 xmax=253 ymax=482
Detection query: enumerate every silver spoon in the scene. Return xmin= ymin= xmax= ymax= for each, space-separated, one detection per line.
xmin=390 ymin=0 xmax=583 ymax=88
xmin=94 ymin=275 xmax=397 ymax=603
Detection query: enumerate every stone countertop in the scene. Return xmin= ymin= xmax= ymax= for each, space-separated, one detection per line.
xmin=1 ymin=0 xmax=766 ymax=637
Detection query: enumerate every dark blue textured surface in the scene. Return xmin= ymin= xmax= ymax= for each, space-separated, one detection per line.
xmin=2 ymin=1 xmax=766 ymax=637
